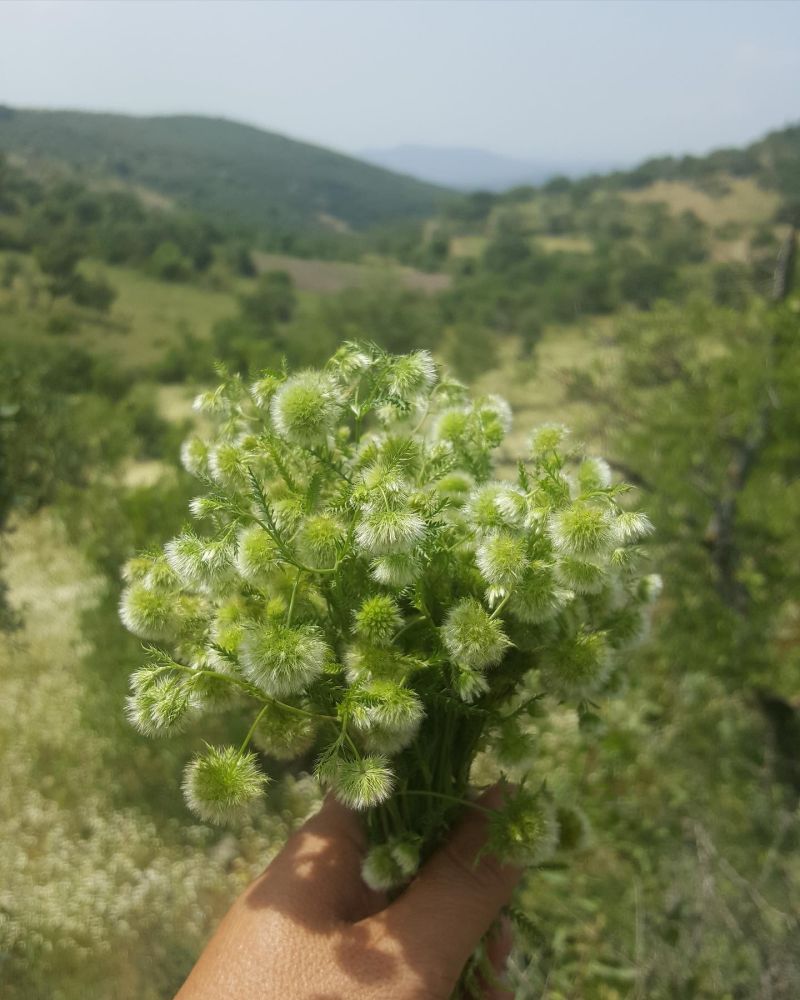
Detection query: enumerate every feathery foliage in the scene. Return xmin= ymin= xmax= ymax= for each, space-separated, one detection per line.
xmin=119 ymin=344 xmax=656 ymax=887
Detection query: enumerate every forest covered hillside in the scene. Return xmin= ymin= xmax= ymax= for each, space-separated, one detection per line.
xmin=0 ymin=107 xmax=452 ymax=236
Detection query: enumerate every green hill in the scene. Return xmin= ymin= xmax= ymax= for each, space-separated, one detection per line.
xmin=0 ymin=107 xmax=451 ymax=233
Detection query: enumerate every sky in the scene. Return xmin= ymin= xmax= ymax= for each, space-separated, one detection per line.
xmin=0 ymin=0 xmax=798 ymax=167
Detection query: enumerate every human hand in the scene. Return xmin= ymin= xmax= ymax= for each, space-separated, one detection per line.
xmin=176 ymin=785 xmax=521 ymax=999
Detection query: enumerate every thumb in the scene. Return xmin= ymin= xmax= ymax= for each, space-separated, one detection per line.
xmin=378 ymin=784 xmax=522 ymax=990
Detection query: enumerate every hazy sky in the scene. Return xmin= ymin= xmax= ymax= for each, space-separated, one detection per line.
xmin=1 ymin=0 xmax=798 ymax=166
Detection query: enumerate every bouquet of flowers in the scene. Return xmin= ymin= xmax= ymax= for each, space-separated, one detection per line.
xmin=120 ymin=343 xmax=657 ymax=891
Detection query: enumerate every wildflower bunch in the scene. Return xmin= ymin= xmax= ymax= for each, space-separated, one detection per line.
xmin=120 ymin=344 xmax=657 ymax=888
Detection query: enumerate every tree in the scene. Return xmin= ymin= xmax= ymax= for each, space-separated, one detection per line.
xmin=149 ymin=241 xmax=192 ymax=282
xmin=482 ymin=213 xmax=531 ymax=273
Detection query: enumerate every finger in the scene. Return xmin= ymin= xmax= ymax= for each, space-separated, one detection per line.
xmin=378 ymin=784 xmax=522 ymax=988
xmin=480 ymin=915 xmax=515 ymax=1000
xmin=244 ymin=794 xmax=383 ymax=925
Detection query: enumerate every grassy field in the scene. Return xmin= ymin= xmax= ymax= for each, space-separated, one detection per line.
xmin=90 ymin=263 xmax=238 ymax=366
xmin=252 ymin=251 xmax=450 ymax=294
xmin=479 ymin=319 xmax=615 ymax=471
xmin=0 ymin=255 xmax=239 ymax=368
xmin=622 ymin=176 xmax=780 ymax=228
xmin=0 ymin=250 xmax=451 ymax=373
xmin=449 ymin=233 xmax=593 ymax=258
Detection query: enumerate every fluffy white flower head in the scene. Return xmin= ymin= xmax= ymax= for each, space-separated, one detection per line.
xmin=270 ymin=371 xmax=340 ymax=446
xmin=441 ymin=598 xmax=511 ymax=670
xmin=182 ymin=746 xmax=267 ymax=824
xmin=240 ymin=622 xmax=328 ymax=698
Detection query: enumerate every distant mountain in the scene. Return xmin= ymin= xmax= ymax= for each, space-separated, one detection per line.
xmin=0 ymin=108 xmax=452 ymax=232
xmin=360 ymin=144 xmax=617 ymax=192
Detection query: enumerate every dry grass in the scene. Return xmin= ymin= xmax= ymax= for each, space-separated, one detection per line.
xmin=449 ymin=235 xmax=488 ymax=259
xmin=253 ymin=252 xmax=450 ymax=295
xmin=537 ymin=234 xmax=594 ymax=254
xmin=623 ymin=177 xmax=780 ymax=228
xmin=155 ymin=383 xmax=197 ymax=422
xmin=475 ymin=316 xmax=617 ymax=472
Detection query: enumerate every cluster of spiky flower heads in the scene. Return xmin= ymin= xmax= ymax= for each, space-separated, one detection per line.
xmin=120 ymin=343 xmax=658 ymax=885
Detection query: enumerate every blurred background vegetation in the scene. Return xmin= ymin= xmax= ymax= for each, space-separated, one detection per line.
xmin=1 ymin=101 xmax=799 ymax=999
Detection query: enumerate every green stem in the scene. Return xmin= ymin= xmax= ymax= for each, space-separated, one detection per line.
xmin=286 ymin=571 xmax=302 ymax=627
xmin=239 ymin=702 xmax=270 ymax=754
xmin=392 ymin=615 xmax=424 ymax=642
xmin=249 ymin=514 xmax=339 ymax=575
xmin=395 ymin=789 xmax=493 ymax=815
xmin=489 ymin=591 xmax=512 ymax=620
xmin=159 ymin=662 xmax=339 ymax=724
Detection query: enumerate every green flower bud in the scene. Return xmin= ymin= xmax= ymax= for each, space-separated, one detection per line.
xmin=578 ymin=456 xmax=612 ymax=491
xmin=442 ymin=598 xmax=511 ymax=670
xmin=613 ymin=510 xmax=655 ymax=545
xmin=252 ymin=700 xmax=317 ymax=761
xmin=488 ymin=787 xmax=557 ymax=866
xmin=453 ymin=664 xmax=490 ymax=703
xmin=188 ymin=496 xmax=221 ymax=521
xmin=330 ymin=342 xmax=374 ymax=378
xmin=270 ymin=371 xmax=340 ymax=445
xmin=434 ymin=407 xmax=470 ymax=442
xmin=386 ymin=350 xmax=437 ymax=398
xmin=358 ymin=459 xmax=410 ymax=496
xmin=555 ymin=556 xmax=607 ymax=595
xmin=530 ymin=422 xmax=568 ymax=458
xmin=390 ymin=836 xmax=422 ymax=877
xmin=361 ymin=843 xmax=405 ymax=891
xmin=355 ymin=507 xmax=425 ymax=556
xmin=546 ymin=629 xmax=608 ymax=693
xmin=271 ymin=496 xmax=306 ymax=535
xmin=187 ymin=655 xmax=238 ymax=708
xmin=165 ymin=532 xmax=235 ymax=590
xmin=332 ymin=754 xmax=395 ymax=810
xmin=465 ymin=483 xmax=526 ymax=534
xmin=180 ymin=435 xmax=210 ymax=478
xmin=210 ymin=598 xmax=248 ymax=653
xmin=493 ymin=717 xmax=535 ymax=768
xmin=122 ymin=554 xmax=156 ymax=584
xmin=508 ymin=563 xmax=574 ymax=624
xmin=182 ymin=745 xmax=268 ymax=824
xmin=126 ymin=673 xmax=194 ymax=736
xmin=548 ymin=503 xmax=615 ymax=557
xmin=638 ymin=573 xmax=663 ymax=603
xmin=236 ymin=524 xmax=280 ymax=586
xmin=240 ymin=622 xmax=328 ymax=697
xmin=208 ymin=442 xmax=249 ymax=491
xmin=353 ymin=595 xmax=403 ymax=646
xmin=349 ymin=679 xmax=424 ymax=745
xmin=435 ymin=471 xmax=474 ymax=501
xmin=119 ymin=583 xmax=178 ymax=640
xmin=122 ymin=553 xmax=178 ymax=590
xmin=370 ymin=552 xmax=423 ymax=588
xmin=193 ymin=386 xmax=231 ymax=415
xmin=476 ymin=532 xmax=528 ymax=587
xmin=344 ymin=644 xmax=410 ymax=684
xmin=478 ymin=394 xmax=513 ymax=434
xmin=296 ymin=514 xmax=346 ymax=569
xmin=250 ymin=374 xmax=281 ymax=409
